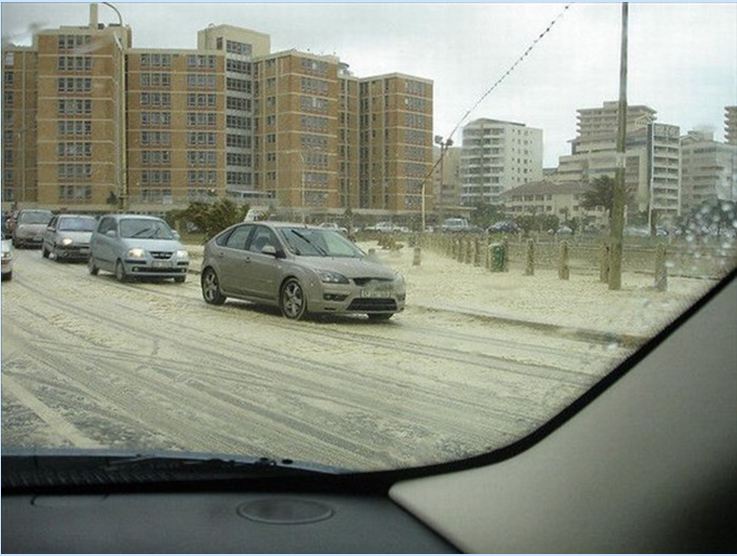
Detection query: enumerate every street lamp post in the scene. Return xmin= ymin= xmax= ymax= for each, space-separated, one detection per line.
xmin=103 ymin=3 xmax=127 ymax=211
xmin=430 ymin=135 xmax=454 ymax=231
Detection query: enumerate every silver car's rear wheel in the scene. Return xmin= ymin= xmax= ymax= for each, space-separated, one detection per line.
xmin=281 ymin=278 xmax=307 ymax=320
xmin=201 ymin=268 xmax=226 ymax=305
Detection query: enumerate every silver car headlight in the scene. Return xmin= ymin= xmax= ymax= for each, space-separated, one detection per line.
xmin=176 ymin=249 xmax=189 ymax=259
xmin=60 ymin=237 xmax=74 ymax=246
xmin=318 ymin=270 xmax=349 ymax=284
xmin=127 ymin=248 xmax=146 ymax=259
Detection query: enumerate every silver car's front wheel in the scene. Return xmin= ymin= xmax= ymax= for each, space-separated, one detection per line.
xmin=201 ymin=268 xmax=226 ymax=305
xmin=280 ymin=278 xmax=307 ymax=320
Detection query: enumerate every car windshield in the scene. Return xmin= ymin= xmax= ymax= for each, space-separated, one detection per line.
xmin=58 ymin=217 xmax=97 ymax=232
xmin=1 ymin=3 xmax=736 ymax=478
xmin=279 ymin=227 xmax=364 ymax=258
xmin=119 ymin=218 xmax=175 ymax=240
xmin=18 ymin=211 xmax=52 ymax=224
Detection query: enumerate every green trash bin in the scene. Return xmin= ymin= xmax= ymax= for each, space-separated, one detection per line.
xmin=490 ymin=242 xmax=506 ymax=272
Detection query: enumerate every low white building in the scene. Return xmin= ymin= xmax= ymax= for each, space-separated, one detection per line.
xmin=680 ymin=130 xmax=737 ymax=213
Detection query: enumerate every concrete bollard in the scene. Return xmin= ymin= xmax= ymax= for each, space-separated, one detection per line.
xmin=502 ymin=237 xmax=509 ymax=272
xmin=368 ymin=248 xmax=376 ymax=258
xmin=558 ymin=240 xmax=570 ymax=280
xmin=456 ymin=239 xmax=464 ymax=263
xmin=473 ymin=238 xmax=481 ymax=267
xmin=654 ymin=243 xmax=668 ymax=291
xmin=599 ymin=241 xmax=610 ymax=283
xmin=413 ymin=246 xmax=422 ymax=266
xmin=464 ymin=238 xmax=472 ymax=264
xmin=525 ymin=239 xmax=535 ymax=276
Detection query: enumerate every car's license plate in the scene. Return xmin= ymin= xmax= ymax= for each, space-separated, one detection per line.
xmin=362 ymin=288 xmax=393 ymax=298
xmin=152 ymin=260 xmax=171 ymax=269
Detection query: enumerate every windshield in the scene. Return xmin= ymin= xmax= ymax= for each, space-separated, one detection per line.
xmin=18 ymin=211 xmax=52 ymax=225
xmin=279 ymin=227 xmax=365 ymax=258
xmin=119 ymin=218 xmax=175 ymax=240
xmin=1 ymin=3 xmax=736 ymax=478
xmin=58 ymin=216 xmax=97 ymax=232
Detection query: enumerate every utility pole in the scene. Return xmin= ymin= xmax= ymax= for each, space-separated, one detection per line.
xmin=608 ymin=2 xmax=628 ymax=291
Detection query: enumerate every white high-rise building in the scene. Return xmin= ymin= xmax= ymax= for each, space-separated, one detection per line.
xmin=459 ymin=118 xmax=542 ymax=206
xmin=681 ymin=130 xmax=737 ymax=213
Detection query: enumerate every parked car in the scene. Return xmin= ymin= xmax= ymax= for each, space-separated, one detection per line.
xmin=318 ymin=222 xmax=349 ymax=236
xmin=200 ymin=222 xmax=406 ymax=321
xmin=373 ymin=221 xmax=394 ymax=233
xmin=11 ymin=209 xmax=53 ymax=248
xmin=42 ymin=214 xmax=98 ymax=262
xmin=487 ymin=220 xmax=520 ymax=234
xmin=1 ymin=232 xmax=13 ymax=281
xmin=88 ymin=214 xmax=189 ymax=283
xmin=441 ymin=217 xmax=471 ymax=232
xmin=556 ymin=225 xmax=574 ymax=236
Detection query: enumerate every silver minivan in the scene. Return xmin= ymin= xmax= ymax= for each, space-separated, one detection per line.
xmin=11 ymin=209 xmax=53 ymax=248
xmin=88 ymin=214 xmax=189 ymax=282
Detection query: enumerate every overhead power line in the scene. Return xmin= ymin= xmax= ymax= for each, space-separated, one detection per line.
xmin=446 ymin=4 xmax=572 ymax=141
xmin=419 ymin=4 xmax=572 ymax=220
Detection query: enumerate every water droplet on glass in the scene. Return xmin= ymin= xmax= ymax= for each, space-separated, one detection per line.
xmin=665 ymin=261 xmax=675 ymax=269
xmin=606 ymin=342 xmax=619 ymax=352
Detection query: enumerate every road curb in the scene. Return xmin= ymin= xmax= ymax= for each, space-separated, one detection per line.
xmin=411 ymin=302 xmax=648 ymax=348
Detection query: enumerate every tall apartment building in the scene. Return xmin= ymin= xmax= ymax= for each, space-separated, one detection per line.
xmin=556 ymin=101 xmax=681 ymax=222
xmin=2 ymin=47 xmax=37 ymax=204
xmin=680 ymin=130 xmax=737 ymax=213
xmin=459 ymin=118 xmax=543 ymax=206
xmin=1 ymin=3 xmax=433 ymax=216
xmin=726 ymin=106 xmax=737 ymax=146
xmin=125 ymin=48 xmax=227 ymax=208
xmin=197 ymin=25 xmax=270 ymax=203
xmin=357 ymin=74 xmax=433 ymax=213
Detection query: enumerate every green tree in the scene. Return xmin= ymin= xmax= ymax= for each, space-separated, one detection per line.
xmin=470 ymin=202 xmax=503 ymax=229
xmin=167 ymin=199 xmax=249 ymax=241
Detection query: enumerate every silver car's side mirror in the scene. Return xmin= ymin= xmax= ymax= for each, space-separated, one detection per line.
xmin=105 ymin=230 xmax=117 ymax=238
xmin=172 ymin=230 xmax=181 ymax=240
xmin=261 ymin=245 xmax=277 ymax=257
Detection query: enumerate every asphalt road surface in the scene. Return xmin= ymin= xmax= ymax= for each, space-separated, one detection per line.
xmin=1 ymin=249 xmax=628 ymax=471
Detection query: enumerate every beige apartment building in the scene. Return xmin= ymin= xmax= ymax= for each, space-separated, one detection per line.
xmin=501 ymin=180 xmax=608 ymax=227
xmin=1 ymin=4 xmax=433 ymax=217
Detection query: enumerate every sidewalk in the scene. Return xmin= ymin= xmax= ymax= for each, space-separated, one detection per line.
xmin=362 ymin=242 xmax=717 ymax=341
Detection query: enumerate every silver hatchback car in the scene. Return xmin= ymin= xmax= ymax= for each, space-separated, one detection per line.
xmin=88 ymin=214 xmax=189 ymax=282
xmin=42 ymin=214 xmax=98 ymax=262
xmin=200 ymin=222 xmax=406 ymax=320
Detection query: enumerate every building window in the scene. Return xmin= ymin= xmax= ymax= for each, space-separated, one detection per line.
xmin=141 ymin=131 xmax=171 ymax=146
xmin=186 ymin=55 xmax=216 ymax=69
xmin=142 ymin=151 xmax=171 ymax=165
xmin=187 ymin=132 xmax=216 ymax=146
xmin=57 ymin=34 xmax=91 ymax=51
xmin=141 ymin=112 xmax=171 ymax=127
xmin=227 ymin=152 xmax=251 ymax=167
xmin=226 ymin=114 xmax=250 ymax=129
xmin=140 ymin=92 xmax=171 ymax=107
xmin=226 ymin=77 xmax=251 ymax=93
xmin=140 ymin=54 xmax=171 ymax=68
xmin=187 ymin=170 xmax=217 ymax=185
xmin=186 ymin=93 xmax=216 ymax=108
xmin=187 ymin=73 xmax=217 ymax=89
xmin=226 ymin=134 xmax=251 ymax=149
xmin=187 ymin=112 xmax=217 ymax=127
xmin=57 ymin=77 xmax=92 ymax=94
xmin=226 ymin=96 xmax=251 ymax=111
xmin=141 ymin=170 xmax=171 ymax=185
xmin=140 ymin=73 xmax=172 ymax=88
xmin=226 ymin=40 xmax=252 ymax=56
xmin=300 ymin=77 xmax=329 ymax=95
xmin=57 ymin=142 xmax=92 ymax=158
xmin=185 ymin=151 xmax=216 ymax=166
xmin=58 ymin=163 xmax=92 ymax=180
xmin=58 ymin=185 xmax=92 ymax=201
xmin=226 ymin=59 xmax=251 ymax=74
xmin=57 ymin=56 xmax=92 ymax=72
xmin=57 ymin=99 xmax=92 ymax=115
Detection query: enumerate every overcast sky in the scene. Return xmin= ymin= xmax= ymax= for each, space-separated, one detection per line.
xmin=2 ymin=2 xmax=736 ymax=166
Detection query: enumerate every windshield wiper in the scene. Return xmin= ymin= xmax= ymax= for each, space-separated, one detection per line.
xmin=130 ymin=227 xmax=156 ymax=238
xmin=2 ymin=451 xmax=345 ymax=490
xmin=290 ymin=229 xmax=328 ymax=256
